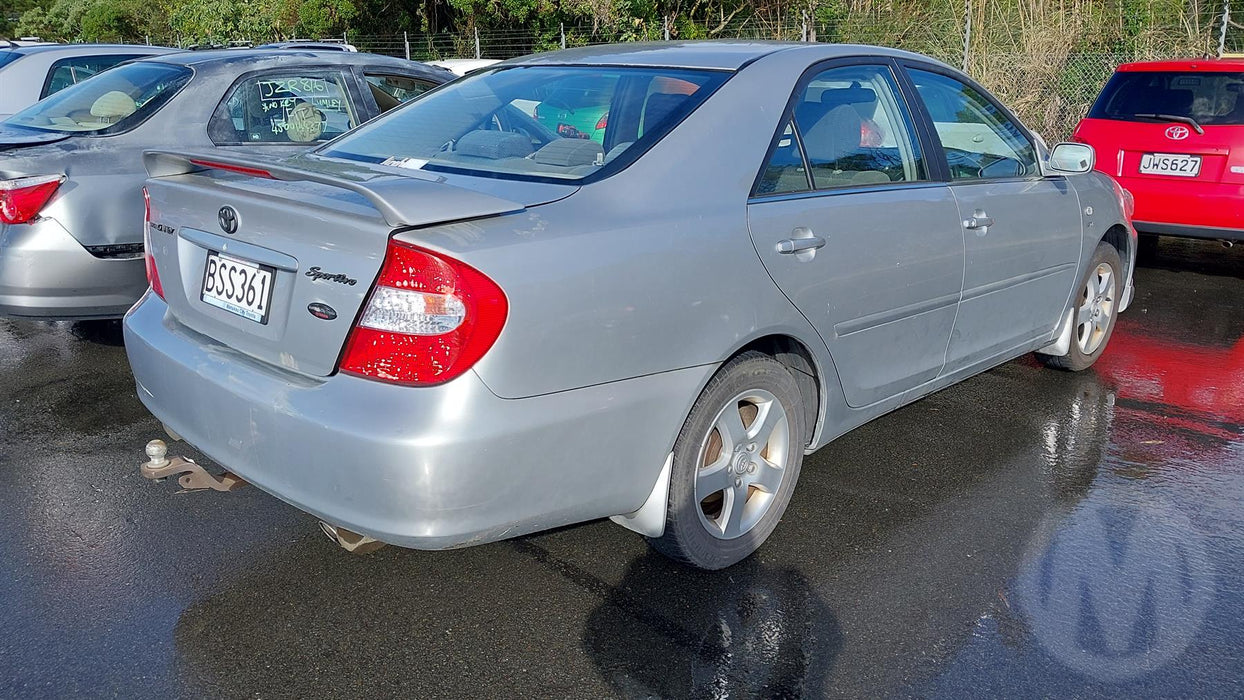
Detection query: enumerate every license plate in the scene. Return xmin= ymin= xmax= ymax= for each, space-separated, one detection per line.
xmin=200 ymin=251 xmax=275 ymax=324
xmin=1139 ymin=153 xmax=1202 ymax=177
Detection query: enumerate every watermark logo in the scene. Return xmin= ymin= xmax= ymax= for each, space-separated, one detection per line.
xmin=1016 ymin=490 xmax=1213 ymax=682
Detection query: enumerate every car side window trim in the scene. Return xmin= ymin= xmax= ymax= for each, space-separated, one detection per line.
xmin=749 ymin=56 xmax=931 ymax=201
xmin=897 ymin=60 xmax=1043 ymax=184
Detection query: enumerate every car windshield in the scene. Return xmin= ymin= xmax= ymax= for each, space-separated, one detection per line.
xmin=320 ymin=65 xmax=728 ymax=182
xmin=1089 ymin=70 xmax=1244 ymax=126
xmin=4 ymin=61 xmax=191 ymax=133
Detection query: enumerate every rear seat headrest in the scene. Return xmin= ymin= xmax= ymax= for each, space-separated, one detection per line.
xmin=455 ymin=130 xmax=534 ymax=159
xmin=533 ymin=138 xmax=603 ymax=167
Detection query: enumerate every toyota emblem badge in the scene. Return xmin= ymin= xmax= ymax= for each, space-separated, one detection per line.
xmin=1165 ymin=125 xmax=1190 ymax=141
xmin=218 ymin=206 xmax=239 ymax=234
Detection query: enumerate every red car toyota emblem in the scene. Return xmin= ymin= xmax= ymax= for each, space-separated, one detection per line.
xmin=1165 ymin=125 xmax=1190 ymax=140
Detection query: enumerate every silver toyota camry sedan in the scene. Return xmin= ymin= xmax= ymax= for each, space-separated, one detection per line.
xmin=126 ymin=42 xmax=1136 ymax=569
xmin=0 ymin=49 xmax=451 ymax=319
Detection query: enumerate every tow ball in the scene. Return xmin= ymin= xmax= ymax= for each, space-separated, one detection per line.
xmin=140 ymin=439 xmax=247 ymax=492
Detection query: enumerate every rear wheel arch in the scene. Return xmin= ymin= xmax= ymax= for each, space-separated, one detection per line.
xmin=726 ymin=334 xmax=823 ymax=449
xmin=1101 ymin=223 xmax=1131 ymax=277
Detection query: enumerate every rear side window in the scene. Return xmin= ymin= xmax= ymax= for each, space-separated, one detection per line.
xmin=755 ymin=63 xmax=926 ymax=195
xmin=0 ymin=52 xmax=22 ymax=70
xmin=212 ymin=72 xmax=358 ymax=145
xmin=364 ymin=74 xmax=435 ymax=113
xmin=1089 ymin=70 xmax=1244 ymax=126
xmin=41 ymin=54 xmax=146 ymax=98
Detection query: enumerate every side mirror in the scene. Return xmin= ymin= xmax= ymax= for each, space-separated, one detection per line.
xmin=1048 ymin=142 xmax=1095 ymax=174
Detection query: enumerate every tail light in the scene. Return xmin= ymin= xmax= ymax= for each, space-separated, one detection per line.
xmin=0 ymin=174 xmax=65 ymax=225
xmin=339 ymin=240 xmax=508 ymax=386
xmin=142 ymin=187 xmax=164 ymax=299
xmin=595 ymin=112 xmax=609 ymax=131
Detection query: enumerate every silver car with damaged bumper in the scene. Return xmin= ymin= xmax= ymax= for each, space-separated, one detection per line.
xmin=126 ymin=42 xmax=1136 ymax=569
xmin=0 ymin=50 xmax=450 ymax=319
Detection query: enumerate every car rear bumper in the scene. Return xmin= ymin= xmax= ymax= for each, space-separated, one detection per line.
xmin=123 ymin=294 xmax=707 ymax=549
xmin=1116 ymin=176 xmax=1244 ymax=237
xmin=0 ymin=218 xmax=146 ymax=319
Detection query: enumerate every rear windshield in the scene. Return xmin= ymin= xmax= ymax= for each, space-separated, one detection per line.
xmin=0 ymin=52 xmax=22 ymax=70
xmin=320 ymin=65 xmax=728 ymax=182
xmin=4 ymin=61 xmax=191 ymax=134
xmin=1089 ymin=70 xmax=1244 ymax=126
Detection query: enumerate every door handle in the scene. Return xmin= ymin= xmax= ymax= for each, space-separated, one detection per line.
xmin=776 ymin=236 xmax=827 ymax=254
xmin=962 ymin=211 xmax=995 ymax=230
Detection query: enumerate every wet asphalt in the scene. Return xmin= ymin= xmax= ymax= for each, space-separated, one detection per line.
xmin=0 ymin=238 xmax=1242 ymax=699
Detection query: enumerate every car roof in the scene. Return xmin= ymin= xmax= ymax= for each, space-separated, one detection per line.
xmin=1117 ymin=58 xmax=1244 ymax=72
xmin=136 ymin=48 xmax=419 ymax=70
xmin=499 ymin=40 xmax=946 ymax=71
xmin=0 ymin=43 xmax=177 ymax=57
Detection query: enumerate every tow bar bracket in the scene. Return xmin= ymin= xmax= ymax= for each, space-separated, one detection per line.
xmin=140 ymin=440 xmax=247 ymax=492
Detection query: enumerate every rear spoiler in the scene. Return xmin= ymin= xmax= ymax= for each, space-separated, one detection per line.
xmin=143 ymin=149 xmax=525 ymax=229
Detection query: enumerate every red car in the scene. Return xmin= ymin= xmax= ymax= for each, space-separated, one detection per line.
xmin=1074 ymin=59 xmax=1244 ymax=244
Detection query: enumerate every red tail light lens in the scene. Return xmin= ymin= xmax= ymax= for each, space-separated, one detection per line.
xmin=339 ymin=241 xmax=508 ymax=386
xmin=595 ymin=112 xmax=609 ymax=131
xmin=142 ymin=187 xmax=164 ymax=299
xmin=0 ymin=174 xmax=65 ymax=225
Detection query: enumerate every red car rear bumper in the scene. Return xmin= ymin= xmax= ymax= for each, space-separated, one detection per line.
xmin=1113 ymin=175 xmax=1244 ymax=240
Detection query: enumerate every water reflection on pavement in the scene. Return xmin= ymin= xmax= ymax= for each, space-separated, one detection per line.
xmin=0 ymin=237 xmax=1240 ymax=698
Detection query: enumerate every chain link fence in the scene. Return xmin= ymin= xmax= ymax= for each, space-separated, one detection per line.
xmin=195 ymin=2 xmax=1242 ymax=141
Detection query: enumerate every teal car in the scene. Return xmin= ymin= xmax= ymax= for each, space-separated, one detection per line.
xmin=532 ymin=75 xmax=615 ymax=144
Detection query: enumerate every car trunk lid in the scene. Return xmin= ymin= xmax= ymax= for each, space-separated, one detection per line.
xmin=143 ymin=150 xmax=564 ymax=377
xmin=0 ymin=124 xmax=72 ymax=152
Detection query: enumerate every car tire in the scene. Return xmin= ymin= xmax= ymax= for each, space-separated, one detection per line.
xmin=648 ymin=351 xmax=806 ymax=570
xmin=1037 ymin=241 xmax=1122 ymax=372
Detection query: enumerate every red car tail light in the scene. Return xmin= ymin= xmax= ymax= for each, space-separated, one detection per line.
xmin=142 ymin=187 xmax=164 ymax=299
xmin=0 ymin=174 xmax=65 ymax=225
xmin=595 ymin=112 xmax=609 ymax=131
xmin=339 ymin=240 xmax=508 ymax=386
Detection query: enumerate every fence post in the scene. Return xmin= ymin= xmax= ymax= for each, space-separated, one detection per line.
xmin=561 ymin=23 xmax=566 ymax=49
xmin=404 ymin=31 xmax=410 ymax=60
xmin=474 ymin=26 xmax=481 ymax=59
xmin=802 ymin=11 xmax=808 ymax=42
xmin=664 ymin=15 xmax=670 ymax=41
xmin=962 ymin=0 xmax=972 ymax=72
xmin=1220 ymin=0 xmax=1230 ymax=58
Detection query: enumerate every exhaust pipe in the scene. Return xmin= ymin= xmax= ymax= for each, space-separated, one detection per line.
xmin=319 ymin=521 xmax=386 ymax=554
xmin=1222 ymin=240 xmax=1235 ymax=249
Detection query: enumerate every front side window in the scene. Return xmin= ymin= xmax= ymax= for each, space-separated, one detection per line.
xmin=5 ymin=61 xmax=191 ymax=134
xmin=908 ymin=68 xmax=1038 ymax=180
xmin=364 ymin=74 xmax=436 ymax=113
xmin=41 ymin=54 xmax=145 ymax=98
xmin=1089 ymin=70 xmax=1244 ymax=126
xmin=214 ymin=72 xmax=357 ymax=145
xmin=320 ymin=65 xmax=728 ymax=182
xmin=755 ymin=64 xmax=925 ymax=195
